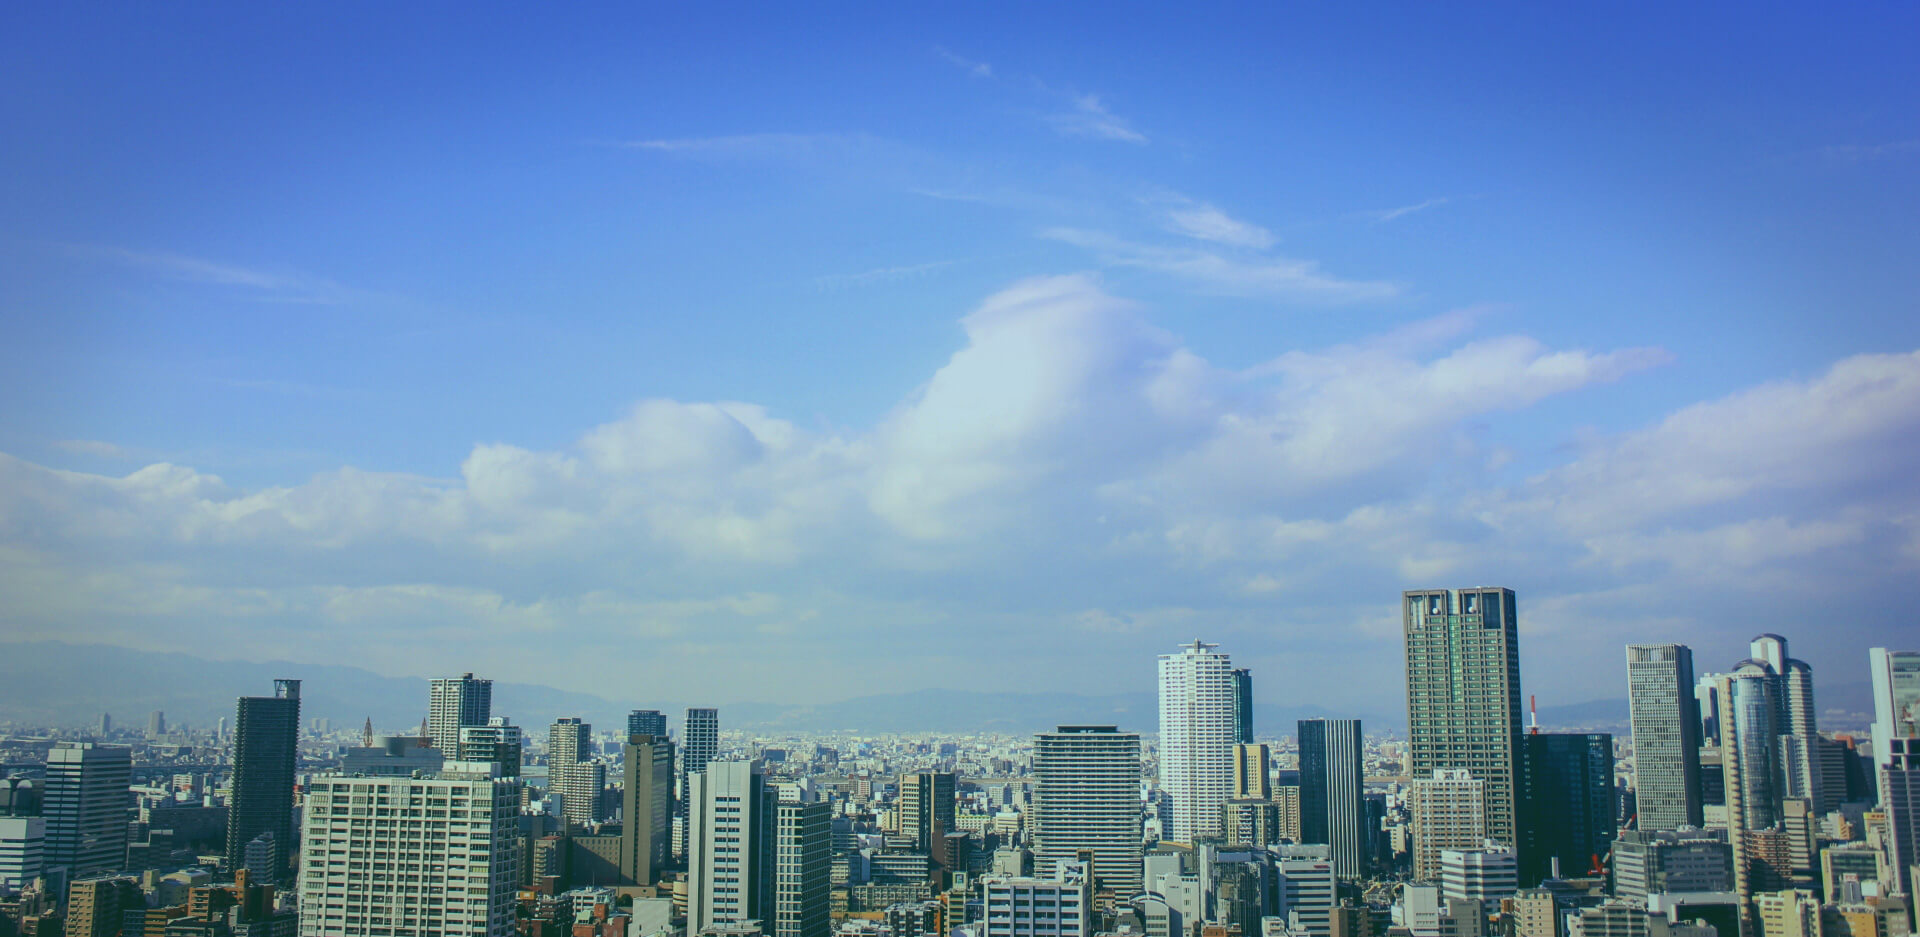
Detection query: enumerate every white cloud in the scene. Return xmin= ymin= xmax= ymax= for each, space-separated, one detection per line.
xmin=1362 ymin=197 xmax=1451 ymax=223
xmin=1164 ymin=204 xmax=1275 ymax=249
xmin=1047 ymin=94 xmax=1147 ymax=144
xmin=934 ymin=46 xmax=994 ymax=79
xmin=1044 ymin=228 xmax=1397 ymax=302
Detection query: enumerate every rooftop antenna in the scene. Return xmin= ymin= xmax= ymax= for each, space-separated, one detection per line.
xmin=1529 ymin=695 xmax=1540 ymax=735
xmin=363 ymin=717 xmax=373 ymax=748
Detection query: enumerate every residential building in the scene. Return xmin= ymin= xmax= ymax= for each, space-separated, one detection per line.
xmin=458 ymin=717 xmax=523 ymax=776
xmin=1159 ymin=641 xmax=1238 ymax=844
xmin=43 ymin=742 xmax=131 ymax=876
xmin=66 ymin=877 xmax=143 ymax=937
xmin=1234 ymin=744 xmax=1271 ymax=800
xmin=689 ymin=761 xmax=775 ymax=933
xmin=1404 ymin=588 xmax=1524 ymax=850
xmin=428 ymin=672 xmax=492 ymax=756
xmin=982 ymin=861 xmax=1093 ymax=937
xmin=299 ymin=761 xmax=522 ymax=936
xmin=686 ymin=709 xmax=721 ymax=780
xmin=549 ymin=717 xmax=598 ymax=827
xmin=1411 ymin=769 xmax=1488 ymax=883
xmin=1626 ymin=645 xmax=1704 ymax=831
xmin=899 ymin=773 xmax=956 ymax=854
xmin=1031 ymin=726 xmax=1143 ymax=896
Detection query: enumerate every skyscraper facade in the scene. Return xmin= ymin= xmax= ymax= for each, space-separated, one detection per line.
xmin=549 ymin=717 xmax=599 ymax=827
xmin=1299 ymin=718 xmax=1367 ymax=878
xmin=685 ymin=708 xmax=720 ymax=780
xmin=1518 ymin=733 xmax=1616 ymax=886
xmin=1158 ymin=641 xmax=1237 ymax=844
xmin=773 ymin=799 xmax=831 ymax=937
xmin=688 ymin=760 xmax=774 ymax=932
xmin=42 ymin=742 xmax=131 ymax=876
xmin=1231 ymin=668 xmax=1254 ymax=745
xmin=898 ymin=772 xmax=956 ymax=853
xmin=1883 ymin=737 xmax=1920 ymax=897
xmin=1032 ymin=726 xmax=1143 ymax=896
xmin=1410 ymin=769 xmax=1488 ymax=883
xmin=1869 ymin=647 xmax=1920 ymax=766
xmin=428 ymin=672 xmax=492 ymax=756
xmin=1626 ymin=644 xmax=1704 ymax=831
xmin=621 ymin=733 xmax=674 ymax=887
xmin=227 ymin=679 xmax=300 ymax=882
xmin=1403 ymin=588 xmax=1523 ymax=850
xmin=1232 ymin=743 xmax=1271 ymax=800
xmin=628 ymin=710 xmax=669 ymax=740
xmin=299 ymin=761 xmax=522 ymax=937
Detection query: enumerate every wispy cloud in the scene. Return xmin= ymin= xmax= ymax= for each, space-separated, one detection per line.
xmin=934 ymin=46 xmax=993 ymax=79
xmin=1819 ymin=140 xmax=1920 ymax=163
xmin=1162 ymin=202 xmax=1275 ymax=249
xmin=616 ymin=132 xmax=876 ymax=159
xmin=53 ymin=439 xmax=131 ymax=460
xmin=77 ymin=246 xmax=367 ymax=305
xmin=1362 ymin=197 xmax=1451 ymax=223
xmin=1046 ymin=94 xmax=1147 ymax=145
xmin=815 ymin=260 xmax=958 ymax=292
xmin=1043 ymin=228 xmax=1396 ymax=302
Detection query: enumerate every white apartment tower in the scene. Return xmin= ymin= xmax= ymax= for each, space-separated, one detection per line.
xmin=428 ymin=673 xmax=492 ymax=756
xmin=689 ymin=761 xmax=775 ymax=933
xmin=548 ymin=717 xmax=598 ymax=827
xmin=1032 ymin=726 xmax=1143 ymax=896
xmin=298 ymin=761 xmax=522 ymax=937
xmin=1158 ymin=641 xmax=1237 ymax=844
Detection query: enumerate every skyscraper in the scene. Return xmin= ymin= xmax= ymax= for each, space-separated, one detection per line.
xmin=1158 ymin=641 xmax=1237 ymax=843
xmin=1748 ymin=635 xmax=1816 ymax=739
xmin=227 ymin=679 xmax=300 ymax=882
xmin=621 ymin=732 xmax=674 ymax=887
xmin=1882 ymin=737 xmax=1920 ymax=897
xmin=1518 ymin=733 xmax=1616 ymax=886
xmin=458 ymin=717 xmax=523 ymax=776
xmin=1868 ymin=648 xmax=1920 ymax=766
xmin=773 ymin=799 xmax=831 ymax=937
xmin=1299 ymin=718 xmax=1367 ymax=878
xmin=899 ymin=772 xmax=957 ymax=853
xmin=688 ymin=760 xmax=774 ymax=932
xmin=1404 ymin=588 xmax=1523 ymax=850
xmin=1626 ymin=644 xmax=1704 ymax=831
xmin=549 ymin=717 xmax=598 ymax=827
xmin=428 ymin=673 xmax=492 ymax=756
xmin=1231 ymin=668 xmax=1254 ymax=745
xmin=685 ymin=708 xmax=720 ymax=779
xmin=1032 ymin=726 xmax=1143 ymax=896
xmin=1232 ymin=743 xmax=1271 ymax=800
xmin=629 ymin=709 xmax=669 ymax=739
xmin=298 ymin=761 xmax=522 ymax=937
xmin=1410 ymin=769 xmax=1488 ymax=883
xmin=42 ymin=742 xmax=131 ymax=876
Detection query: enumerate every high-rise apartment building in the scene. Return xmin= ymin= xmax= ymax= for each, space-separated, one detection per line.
xmin=1300 ymin=719 xmax=1367 ymax=878
xmin=1032 ymin=726 xmax=1143 ymax=896
xmin=1158 ymin=641 xmax=1237 ymax=844
xmin=689 ymin=760 xmax=775 ymax=932
xmin=459 ymin=717 xmax=523 ymax=776
xmin=549 ymin=717 xmax=598 ymax=827
xmin=1232 ymin=743 xmax=1271 ymax=800
xmin=42 ymin=741 xmax=131 ymax=876
xmin=1627 ymin=645 xmax=1704 ymax=831
xmin=1869 ymin=648 xmax=1920 ymax=766
xmin=428 ymin=673 xmax=493 ymax=756
xmin=1232 ymin=669 xmax=1254 ymax=745
xmin=773 ymin=800 xmax=831 ymax=937
xmin=227 ymin=679 xmax=300 ymax=882
xmin=1410 ymin=769 xmax=1488 ymax=883
xmin=1404 ymin=588 xmax=1523 ymax=850
xmin=66 ymin=877 xmax=143 ymax=937
xmin=1519 ymin=733 xmax=1617 ymax=886
xmin=983 ymin=861 xmax=1094 ymax=937
xmin=621 ymin=733 xmax=674 ymax=887
xmin=899 ymin=773 xmax=957 ymax=854
xmin=628 ymin=710 xmax=669 ymax=740
xmin=685 ymin=709 xmax=720 ymax=779
xmin=299 ymin=761 xmax=522 ymax=936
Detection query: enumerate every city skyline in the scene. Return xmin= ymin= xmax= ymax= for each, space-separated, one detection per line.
xmin=3 ymin=7 xmax=1918 ymax=710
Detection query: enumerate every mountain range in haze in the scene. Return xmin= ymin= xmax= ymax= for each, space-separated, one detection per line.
xmin=0 ymin=641 xmax=1874 ymax=737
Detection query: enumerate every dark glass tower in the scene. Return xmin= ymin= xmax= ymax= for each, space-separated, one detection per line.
xmin=1518 ymin=732 xmax=1617 ymax=885
xmin=1403 ymin=588 xmax=1524 ymax=849
xmin=1298 ymin=718 xmax=1367 ymax=878
xmin=227 ymin=679 xmax=300 ymax=882
xmin=1231 ymin=668 xmax=1254 ymax=745
xmin=628 ymin=710 xmax=669 ymax=739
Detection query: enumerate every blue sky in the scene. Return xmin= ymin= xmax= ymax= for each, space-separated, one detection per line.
xmin=2 ymin=4 xmax=1917 ymax=715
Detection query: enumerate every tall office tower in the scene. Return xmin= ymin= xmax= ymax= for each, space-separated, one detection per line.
xmin=899 ymin=773 xmax=957 ymax=853
xmin=629 ymin=710 xmax=669 ymax=739
xmin=1718 ymin=664 xmax=1783 ymax=832
xmin=1518 ymin=733 xmax=1617 ymax=886
xmin=146 ymin=711 xmax=165 ymax=739
xmin=1748 ymin=636 xmax=1817 ymax=739
xmin=1627 ymin=645 xmax=1705 ymax=832
xmin=549 ymin=718 xmax=598 ymax=827
xmin=227 ymin=679 xmax=300 ymax=882
xmin=1232 ymin=743 xmax=1271 ymax=800
xmin=42 ymin=742 xmax=131 ymax=875
xmin=621 ymin=733 xmax=675 ymax=887
xmin=428 ymin=673 xmax=493 ymax=755
xmin=1869 ymin=648 xmax=1920 ymax=766
xmin=299 ymin=761 xmax=522 ymax=936
xmin=773 ymin=800 xmax=831 ymax=937
xmin=1403 ymin=588 xmax=1524 ymax=850
xmin=459 ymin=717 xmax=523 ymax=776
xmin=685 ymin=709 xmax=720 ymax=779
xmin=1884 ymin=737 xmax=1920 ymax=897
xmin=1299 ymin=719 xmax=1367 ymax=878
xmin=1158 ymin=641 xmax=1237 ymax=843
xmin=1232 ymin=669 xmax=1255 ymax=745
xmin=689 ymin=761 xmax=775 ymax=932
xmin=1032 ymin=726 xmax=1144 ymax=896
xmin=1410 ymin=769 xmax=1488 ymax=883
